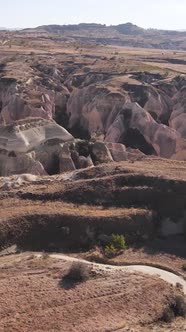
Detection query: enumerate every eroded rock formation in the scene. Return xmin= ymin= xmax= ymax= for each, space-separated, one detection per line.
xmin=0 ymin=51 xmax=185 ymax=175
xmin=66 ymin=78 xmax=186 ymax=159
xmin=0 ymin=117 xmax=130 ymax=176
xmin=0 ymin=118 xmax=73 ymax=153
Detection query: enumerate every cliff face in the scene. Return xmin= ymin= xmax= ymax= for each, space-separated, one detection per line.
xmin=66 ymin=77 xmax=186 ymax=159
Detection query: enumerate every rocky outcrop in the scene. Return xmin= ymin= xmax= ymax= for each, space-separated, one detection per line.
xmin=0 ymin=117 xmax=130 ymax=176
xmin=0 ymin=151 xmax=46 ymax=177
xmin=0 ymin=79 xmax=55 ymax=124
xmin=169 ymin=84 xmax=186 ymax=138
xmin=66 ymin=77 xmax=186 ymax=160
xmin=0 ymin=118 xmax=73 ymax=153
xmin=0 ymin=62 xmax=71 ymax=127
xmin=105 ymin=103 xmax=179 ymax=158
xmin=106 ymin=143 xmax=127 ymax=162
xmin=122 ymin=83 xmax=173 ymax=124
xmin=170 ymin=138 xmax=186 ymax=161
xmin=78 ymin=156 xmax=94 ymax=169
xmin=126 ymin=148 xmax=146 ymax=161
xmin=66 ymin=85 xmax=130 ymax=139
xmin=91 ymin=142 xmax=113 ymax=164
xmin=66 ymin=82 xmax=182 ymax=158
xmin=59 ymin=143 xmax=76 ymax=173
xmin=0 ymin=117 xmax=74 ymax=176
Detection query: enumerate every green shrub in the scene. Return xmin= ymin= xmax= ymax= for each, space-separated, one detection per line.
xmin=104 ymin=234 xmax=126 ymax=258
xmin=111 ymin=234 xmax=126 ymax=250
xmin=104 ymin=244 xmax=117 ymax=258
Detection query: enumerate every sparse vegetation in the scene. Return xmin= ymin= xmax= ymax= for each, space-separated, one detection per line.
xmin=104 ymin=244 xmax=117 ymax=258
xmin=104 ymin=234 xmax=126 ymax=258
xmin=161 ymin=296 xmax=186 ymax=322
xmin=111 ymin=234 xmax=126 ymax=250
xmin=161 ymin=306 xmax=175 ymax=323
xmin=174 ymin=295 xmax=186 ymax=317
xmin=63 ymin=262 xmax=92 ymax=283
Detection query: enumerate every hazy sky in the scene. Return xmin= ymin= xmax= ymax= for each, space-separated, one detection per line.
xmin=1 ymin=0 xmax=186 ymax=30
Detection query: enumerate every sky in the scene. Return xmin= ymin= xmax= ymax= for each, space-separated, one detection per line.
xmin=1 ymin=0 xmax=186 ymax=30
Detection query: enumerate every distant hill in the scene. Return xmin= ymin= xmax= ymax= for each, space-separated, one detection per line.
xmin=24 ymin=22 xmax=186 ymax=36
xmin=112 ymin=22 xmax=145 ymax=35
xmin=22 ymin=22 xmax=186 ymax=50
xmin=23 ymin=23 xmax=106 ymax=33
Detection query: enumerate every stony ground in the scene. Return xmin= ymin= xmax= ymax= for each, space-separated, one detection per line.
xmin=0 ymin=253 xmax=185 ymax=332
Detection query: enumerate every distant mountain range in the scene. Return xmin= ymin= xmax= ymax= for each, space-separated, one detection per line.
xmin=23 ymin=22 xmax=186 ymax=35
xmin=1 ymin=23 xmax=186 ymax=50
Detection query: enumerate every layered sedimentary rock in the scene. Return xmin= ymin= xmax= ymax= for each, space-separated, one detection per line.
xmin=0 ymin=117 xmax=130 ymax=176
xmin=0 ymin=118 xmax=73 ymax=153
xmin=0 ymin=117 xmax=74 ymax=176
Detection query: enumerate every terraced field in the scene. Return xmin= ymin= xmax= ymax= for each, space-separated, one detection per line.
xmin=0 ymin=158 xmax=186 ymax=252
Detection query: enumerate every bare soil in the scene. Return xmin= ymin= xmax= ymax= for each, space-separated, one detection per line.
xmin=0 ymin=253 xmax=184 ymax=332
